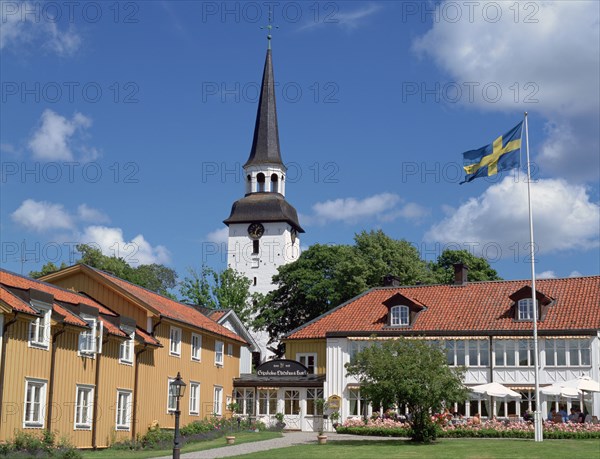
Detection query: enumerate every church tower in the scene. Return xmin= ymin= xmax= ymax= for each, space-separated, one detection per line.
xmin=224 ymin=47 xmax=304 ymax=356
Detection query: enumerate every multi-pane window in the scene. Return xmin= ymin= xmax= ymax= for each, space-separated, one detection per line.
xmin=227 ymin=343 xmax=234 ymax=357
xmin=235 ymin=389 xmax=255 ymax=415
xmin=119 ymin=328 xmax=134 ymax=364
xmin=74 ymin=385 xmax=94 ymax=429
xmin=258 ymin=389 xmax=277 ymax=415
xmin=495 ymin=340 xmax=517 ymax=366
xmin=215 ymin=341 xmax=224 ymax=365
xmin=169 ymin=327 xmax=181 ymax=356
xmin=79 ymin=316 xmax=98 ymax=355
xmin=445 ymin=340 xmax=489 ymax=367
xmin=517 ymin=340 xmax=534 ymax=366
xmin=518 ymin=299 xmax=537 ymax=320
xmin=24 ymin=379 xmax=47 ymax=427
xmin=306 ymin=389 xmax=324 ymax=416
xmin=284 ymin=390 xmax=300 ymax=415
xmin=189 ymin=382 xmax=200 ymax=415
xmin=297 ymin=353 xmax=317 ymax=374
xmin=28 ymin=304 xmax=51 ymax=349
xmin=116 ymin=390 xmax=132 ymax=431
xmin=348 ymin=389 xmax=366 ymax=417
xmin=213 ymin=386 xmax=223 ymax=415
xmin=467 ymin=340 xmax=490 ymax=366
xmin=167 ymin=378 xmax=177 ymax=412
xmin=349 ymin=341 xmax=371 ymax=363
xmin=390 ymin=305 xmax=409 ymax=326
xmin=191 ymin=333 xmax=202 ymax=361
xmin=546 ymin=339 xmax=590 ymax=366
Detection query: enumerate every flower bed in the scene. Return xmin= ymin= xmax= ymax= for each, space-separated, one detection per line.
xmin=336 ymin=418 xmax=600 ymax=439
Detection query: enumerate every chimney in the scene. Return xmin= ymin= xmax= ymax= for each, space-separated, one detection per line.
xmin=382 ymin=274 xmax=401 ymax=287
xmin=453 ymin=263 xmax=468 ymax=286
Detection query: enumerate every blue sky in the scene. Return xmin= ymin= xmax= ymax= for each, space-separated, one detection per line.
xmin=1 ymin=1 xmax=599 ymax=283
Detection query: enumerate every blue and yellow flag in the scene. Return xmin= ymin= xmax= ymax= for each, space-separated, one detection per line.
xmin=461 ymin=121 xmax=523 ymax=184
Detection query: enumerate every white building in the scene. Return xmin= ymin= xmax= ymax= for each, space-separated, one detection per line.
xmin=224 ymin=48 xmax=304 ymax=360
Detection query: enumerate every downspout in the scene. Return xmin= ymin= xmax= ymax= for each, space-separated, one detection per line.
xmin=132 ymin=344 xmax=148 ymax=441
xmin=91 ymin=336 xmax=108 ymax=449
xmin=0 ymin=313 xmax=19 ymax=425
xmin=47 ymin=324 xmax=67 ymax=432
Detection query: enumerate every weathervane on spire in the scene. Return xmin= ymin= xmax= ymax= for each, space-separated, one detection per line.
xmin=260 ymin=6 xmax=279 ymax=49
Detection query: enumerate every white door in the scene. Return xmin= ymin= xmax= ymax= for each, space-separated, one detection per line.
xmin=282 ymin=389 xmax=302 ymax=430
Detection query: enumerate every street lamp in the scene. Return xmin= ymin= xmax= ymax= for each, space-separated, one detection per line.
xmin=171 ymin=372 xmax=186 ymax=459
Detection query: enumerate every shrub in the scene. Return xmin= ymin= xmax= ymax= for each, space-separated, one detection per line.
xmin=0 ymin=431 xmax=82 ymax=459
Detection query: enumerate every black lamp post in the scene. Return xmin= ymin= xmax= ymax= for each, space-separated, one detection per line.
xmin=171 ymin=372 xmax=186 ymax=459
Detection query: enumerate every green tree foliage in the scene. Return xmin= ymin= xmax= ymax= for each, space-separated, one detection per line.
xmin=431 ymin=249 xmax=501 ymax=284
xmin=29 ymin=244 xmax=177 ymax=297
xmin=180 ymin=266 xmax=254 ymax=325
xmin=345 ymin=338 xmax=467 ymax=443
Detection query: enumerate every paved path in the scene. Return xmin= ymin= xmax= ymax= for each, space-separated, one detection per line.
xmin=152 ymin=431 xmax=401 ymax=459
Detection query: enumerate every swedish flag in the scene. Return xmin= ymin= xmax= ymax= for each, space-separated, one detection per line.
xmin=461 ymin=121 xmax=523 ymax=184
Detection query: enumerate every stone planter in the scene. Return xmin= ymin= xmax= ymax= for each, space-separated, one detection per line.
xmin=317 ymin=434 xmax=328 ymax=445
xmin=226 ymin=436 xmax=236 ymax=445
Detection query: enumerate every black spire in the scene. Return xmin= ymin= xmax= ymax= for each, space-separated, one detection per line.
xmin=244 ymin=49 xmax=284 ymax=168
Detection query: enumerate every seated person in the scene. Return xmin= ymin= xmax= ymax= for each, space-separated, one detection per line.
xmin=547 ymin=410 xmax=557 ymax=421
xmin=568 ymin=408 xmax=579 ymax=422
xmin=471 ymin=413 xmax=481 ymax=425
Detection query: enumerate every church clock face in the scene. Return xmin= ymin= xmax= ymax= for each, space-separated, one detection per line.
xmin=248 ymin=223 xmax=264 ymax=239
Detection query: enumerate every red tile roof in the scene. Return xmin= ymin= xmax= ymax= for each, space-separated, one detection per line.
xmin=209 ymin=310 xmax=229 ymax=321
xmin=136 ymin=326 xmax=161 ymax=347
xmin=90 ymin=268 xmax=247 ymax=344
xmin=286 ymin=277 xmax=600 ymax=339
xmin=53 ymin=303 xmax=88 ymax=327
xmin=0 ymin=286 xmax=37 ymax=314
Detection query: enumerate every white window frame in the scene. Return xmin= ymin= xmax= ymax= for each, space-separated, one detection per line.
xmin=235 ymin=388 xmax=255 ymax=416
xmin=213 ymin=386 xmax=223 ymax=416
xmin=119 ymin=327 xmax=134 ymax=365
xmin=546 ymin=338 xmax=591 ymax=367
xmin=169 ymin=326 xmax=182 ymax=357
xmin=78 ymin=315 xmax=103 ymax=357
xmin=115 ymin=389 xmax=132 ymax=431
xmin=495 ymin=340 xmax=517 ymax=367
xmin=306 ymin=388 xmax=324 ymax=416
xmin=215 ymin=340 xmax=224 ymax=366
xmin=348 ymin=388 xmax=366 ymax=417
xmin=390 ymin=305 xmax=409 ymax=326
xmin=518 ymin=299 xmax=537 ymax=321
xmin=189 ymin=382 xmax=200 ymax=416
xmin=28 ymin=301 xmax=51 ymax=349
xmin=227 ymin=343 xmax=233 ymax=357
xmin=297 ymin=353 xmax=317 ymax=374
xmin=191 ymin=333 xmax=202 ymax=362
xmin=258 ymin=389 xmax=277 ymax=415
xmin=167 ymin=378 xmax=177 ymax=413
xmin=23 ymin=378 xmax=47 ymax=428
xmin=349 ymin=340 xmax=371 ymax=363
xmin=74 ymin=385 xmax=94 ymax=430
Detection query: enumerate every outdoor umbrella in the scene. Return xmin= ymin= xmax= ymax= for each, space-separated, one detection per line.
xmin=470 ymin=382 xmax=522 ymax=418
xmin=540 ymin=384 xmax=580 ymax=398
xmin=560 ymin=376 xmax=600 ymax=393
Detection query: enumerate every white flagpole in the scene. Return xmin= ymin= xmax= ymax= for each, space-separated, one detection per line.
xmin=524 ymin=112 xmax=543 ymax=442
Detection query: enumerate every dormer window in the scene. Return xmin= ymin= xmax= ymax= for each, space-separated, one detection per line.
xmin=518 ymin=299 xmax=537 ymax=321
xmin=390 ymin=305 xmax=409 ymax=326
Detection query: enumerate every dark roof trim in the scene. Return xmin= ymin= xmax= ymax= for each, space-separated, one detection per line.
xmin=322 ymin=329 xmax=599 ymax=338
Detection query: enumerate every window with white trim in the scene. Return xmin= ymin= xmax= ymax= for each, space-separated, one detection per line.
xmin=517 ymin=339 xmax=534 ymax=366
xmin=284 ymin=390 xmax=300 ymax=415
xmin=467 ymin=340 xmax=490 ymax=367
xmin=119 ymin=328 xmax=134 ymax=364
xmin=74 ymin=385 xmax=94 ymax=430
xmin=191 ymin=333 xmax=202 ymax=361
xmin=495 ymin=340 xmax=516 ymax=366
xmin=297 ymin=353 xmax=317 ymax=374
xmin=258 ymin=389 xmax=277 ymax=415
xmin=213 ymin=386 xmax=223 ymax=415
xmin=306 ymin=388 xmax=324 ymax=416
xmin=227 ymin=343 xmax=233 ymax=357
xmin=390 ymin=305 xmax=409 ymax=326
xmin=28 ymin=303 xmax=51 ymax=349
xmin=78 ymin=315 xmax=102 ymax=357
xmin=115 ymin=390 xmax=132 ymax=431
xmin=235 ymin=389 xmax=255 ymax=416
xmin=189 ymin=382 xmax=200 ymax=416
xmin=24 ymin=378 xmax=47 ymax=428
xmin=348 ymin=388 xmax=366 ymax=417
xmin=518 ymin=299 xmax=537 ymax=320
xmin=546 ymin=338 xmax=590 ymax=366
xmin=215 ymin=340 xmax=224 ymax=366
xmin=349 ymin=340 xmax=371 ymax=363
xmin=167 ymin=378 xmax=177 ymax=412
xmin=169 ymin=326 xmax=181 ymax=356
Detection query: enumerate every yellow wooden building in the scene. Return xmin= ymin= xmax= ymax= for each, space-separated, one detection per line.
xmin=0 ymin=266 xmax=246 ymax=448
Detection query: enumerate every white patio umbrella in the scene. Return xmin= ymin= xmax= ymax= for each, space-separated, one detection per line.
xmin=560 ymin=376 xmax=600 ymax=393
xmin=470 ymin=382 xmax=522 ymax=398
xmin=540 ymin=384 xmax=580 ymax=398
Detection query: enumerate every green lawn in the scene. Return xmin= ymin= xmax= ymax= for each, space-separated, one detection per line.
xmin=80 ymin=431 xmax=282 ymax=459
xmin=232 ymin=438 xmax=600 ymax=459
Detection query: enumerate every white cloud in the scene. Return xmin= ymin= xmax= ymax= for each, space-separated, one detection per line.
xmin=425 ymin=177 xmax=600 ymax=256
xmin=537 ymin=271 xmax=556 ymax=279
xmin=77 ymin=204 xmax=110 ymax=224
xmin=206 ymin=227 xmax=229 ymax=244
xmin=0 ymin=1 xmax=81 ymax=56
xmin=413 ymin=1 xmax=599 ymax=182
xmin=303 ymin=193 xmax=428 ymax=225
xmin=79 ymin=226 xmax=171 ymax=266
xmin=28 ymin=110 xmax=94 ymax=161
xmin=298 ymin=3 xmax=382 ymax=31
xmin=11 ymin=199 xmax=74 ymax=232
xmin=568 ymin=271 xmax=583 ymax=278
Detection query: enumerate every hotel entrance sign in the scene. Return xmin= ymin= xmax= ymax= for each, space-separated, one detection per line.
xmin=256 ymin=359 xmax=308 ymax=377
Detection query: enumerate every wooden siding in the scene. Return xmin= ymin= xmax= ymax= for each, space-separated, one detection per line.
xmin=284 ymin=339 xmax=327 ymax=374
